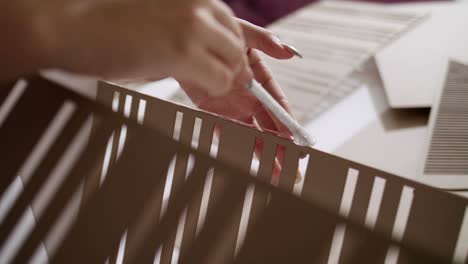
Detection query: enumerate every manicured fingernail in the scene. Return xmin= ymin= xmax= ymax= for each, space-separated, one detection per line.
xmin=282 ymin=43 xmax=303 ymax=59
xmin=272 ymin=36 xmax=303 ymax=58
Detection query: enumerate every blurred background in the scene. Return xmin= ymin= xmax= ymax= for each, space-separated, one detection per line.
xmin=223 ymin=0 xmax=442 ymax=26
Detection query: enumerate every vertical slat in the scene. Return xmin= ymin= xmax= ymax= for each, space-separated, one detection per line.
xmin=81 ymin=87 xmax=122 ymax=264
xmin=159 ymin=112 xmax=196 ymax=264
xmin=129 ymin=96 xmax=140 ymax=121
xmin=301 ymin=151 xmax=349 ymax=213
xmin=339 ymin=173 xmax=374 ymax=263
xmin=179 ymin=119 xmax=215 ymax=259
xmin=81 ymin=85 xmax=115 ymax=205
xmin=300 ymin=150 xmax=350 ymax=263
xmin=200 ymin=122 xmax=256 ymax=263
xmin=98 ymin=88 xmax=123 ymax=264
xmin=370 ymin=180 xmax=403 ymax=261
xmin=108 ymin=93 xmax=140 ymax=264
xmin=106 ymin=90 xmax=125 ymax=171
xmin=122 ymin=97 xmax=178 ymax=264
xmin=277 ymin=145 xmax=301 ymax=192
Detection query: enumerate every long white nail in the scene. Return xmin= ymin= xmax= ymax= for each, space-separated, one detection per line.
xmin=282 ymin=44 xmax=303 ymax=59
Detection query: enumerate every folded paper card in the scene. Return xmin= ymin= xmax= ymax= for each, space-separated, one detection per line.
xmin=0 ymin=77 xmax=467 ymax=263
xmin=419 ymin=61 xmax=468 ymax=189
xmin=376 ymin=2 xmax=468 ymax=108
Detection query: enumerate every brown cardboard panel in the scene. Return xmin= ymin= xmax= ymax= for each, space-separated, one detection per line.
xmin=235 ymin=191 xmax=338 ymax=263
xmin=53 ymin=127 xmax=176 ymax=263
xmin=1 ymin=77 xmax=467 ymax=263
xmin=0 ymin=79 xmax=15 ymax=105
xmin=0 ymin=78 xmax=66 ymax=196
xmin=0 ymin=110 xmax=89 ymax=250
xmin=129 ymin=158 xmax=211 ymax=264
xmin=298 ymin=153 xmax=351 ymax=264
xmin=301 ymin=150 xmax=349 ymax=219
xmin=109 ymin=98 xmax=143 ymax=264
xmin=12 ymin=116 xmax=113 ymax=263
xmin=179 ymin=174 xmax=247 ymax=264
xmin=111 ymin=88 xmax=179 ymax=264
xmin=93 ymin=87 xmax=126 ymax=264
xmin=401 ymin=189 xmax=466 ymax=262
xmin=98 ymin=82 xmax=468 ymax=264
xmin=80 ymin=86 xmax=115 ymax=204
xmin=343 ymin=224 xmax=409 ymax=264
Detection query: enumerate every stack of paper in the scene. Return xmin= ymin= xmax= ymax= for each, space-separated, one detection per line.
xmin=376 ymin=2 xmax=468 ymax=108
xmin=261 ymin=1 xmax=426 ymax=121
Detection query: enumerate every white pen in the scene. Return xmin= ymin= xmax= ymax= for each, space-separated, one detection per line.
xmin=245 ymin=79 xmax=315 ymax=147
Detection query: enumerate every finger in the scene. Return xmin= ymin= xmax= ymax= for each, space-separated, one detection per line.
xmin=199 ymin=16 xmax=245 ymax=74
xmin=211 ymin=1 xmax=243 ymax=39
xmin=210 ymin=4 xmax=255 ymax=85
xmin=252 ymin=91 xmax=292 ymax=141
xmin=248 ymin=49 xmax=293 ymax=114
xmin=248 ymin=55 xmax=294 ymax=140
xmin=180 ymin=48 xmax=234 ymax=96
xmin=248 ymin=49 xmax=310 ymax=160
xmin=240 ymin=20 xmax=294 ymax=59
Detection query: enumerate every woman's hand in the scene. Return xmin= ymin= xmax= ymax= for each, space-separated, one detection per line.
xmin=181 ymin=19 xmax=301 ymax=183
xmin=34 ymin=0 xmax=251 ymax=95
xmin=182 ymin=20 xmax=295 ymax=138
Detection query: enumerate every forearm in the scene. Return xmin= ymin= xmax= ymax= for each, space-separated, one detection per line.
xmin=0 ymin=1 xmax=54 ymax=80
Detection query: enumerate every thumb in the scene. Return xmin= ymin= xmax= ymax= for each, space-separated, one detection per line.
xmin=239 ymin=19 xmax=294 ymax=60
